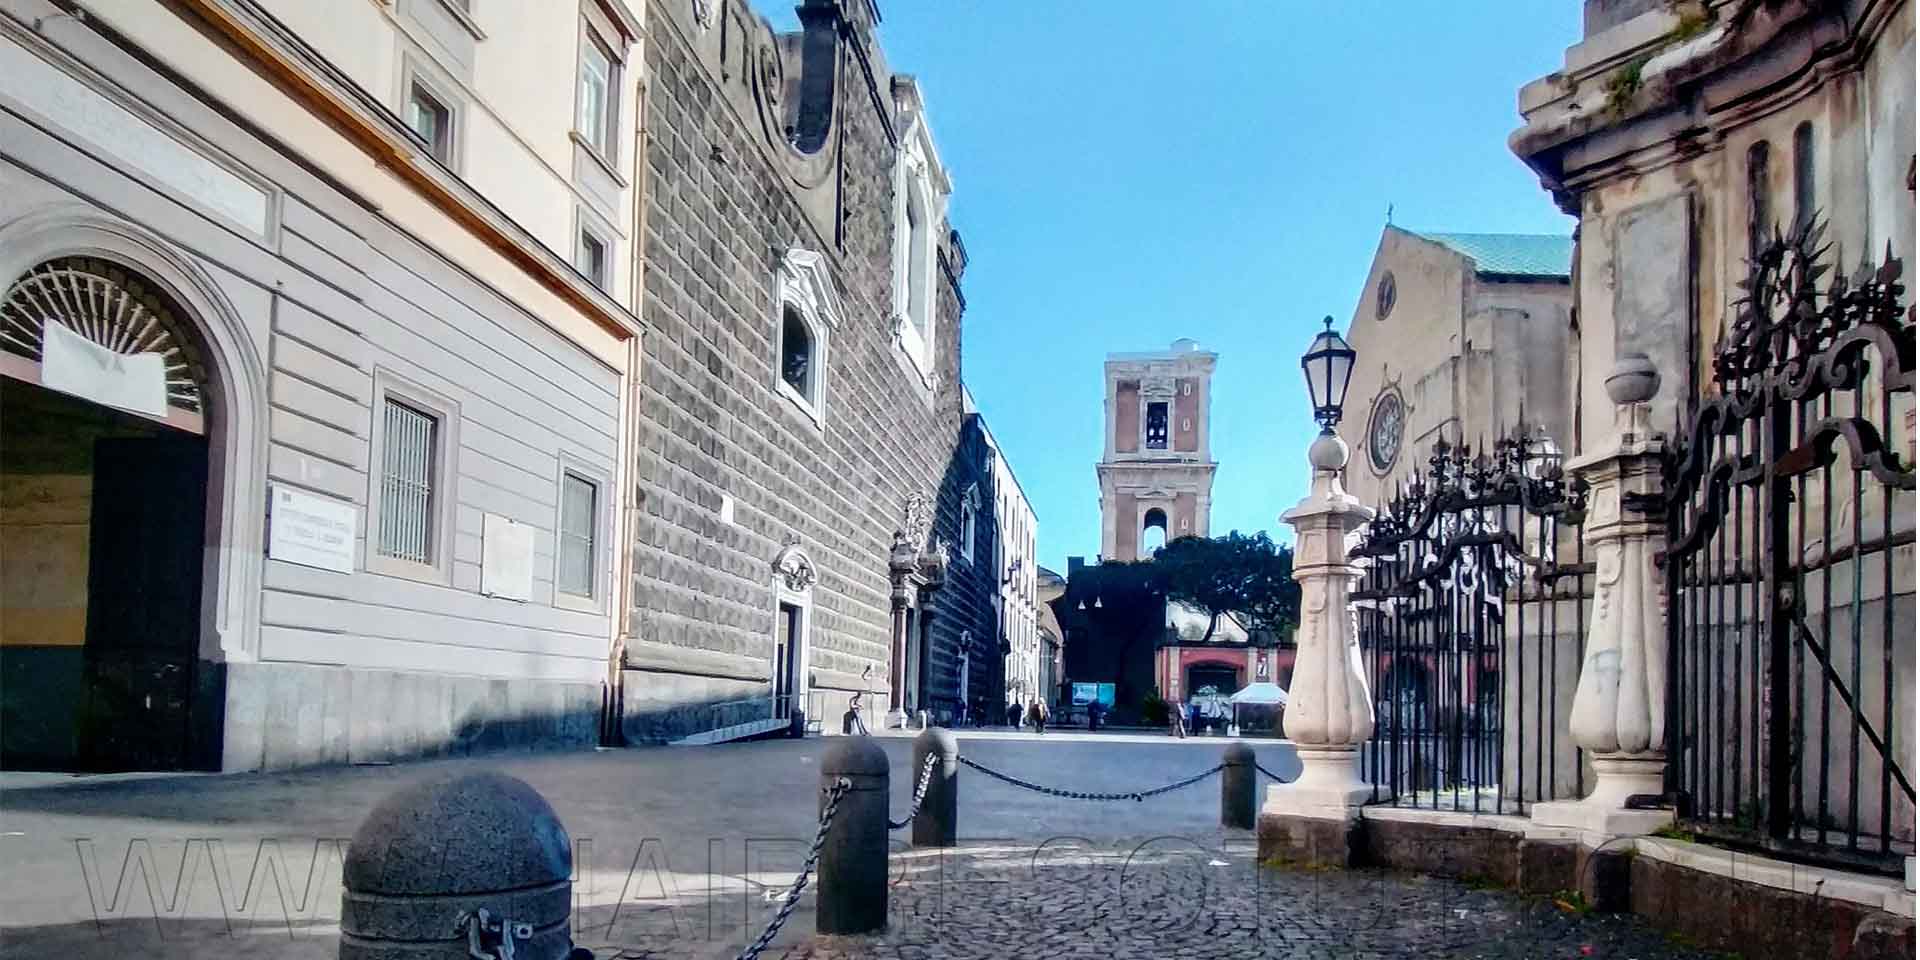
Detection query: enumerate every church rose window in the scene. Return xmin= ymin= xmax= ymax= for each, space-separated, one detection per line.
xmin=1368 ymin=391 xmax=1404 ymax=472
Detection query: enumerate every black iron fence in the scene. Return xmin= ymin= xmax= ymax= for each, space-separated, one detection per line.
xmin=1660 ymin=221 xmax=1915 ymax=874
xmin=1354 ymin=432 xmax=1592 ymax=815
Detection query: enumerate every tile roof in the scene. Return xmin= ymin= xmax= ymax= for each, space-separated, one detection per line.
xmin=1407 ymin=230 xmax=1573 ymax=280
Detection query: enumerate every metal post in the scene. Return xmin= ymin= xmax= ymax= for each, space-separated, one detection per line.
xmin=912 ymin=727 xmax=958 ymax=847
xmin=1221 ymin=742 xmax=1256 ymax=829
xmin=817 ymin=738 xmax=889 ymax=935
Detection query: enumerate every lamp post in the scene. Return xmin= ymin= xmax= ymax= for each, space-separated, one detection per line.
xmin=1258 ymin=316 xmax=1376 ymax=867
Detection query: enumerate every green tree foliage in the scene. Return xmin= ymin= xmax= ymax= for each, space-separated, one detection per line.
xmin=1155 ymin=531 xmax=1300 ymax=642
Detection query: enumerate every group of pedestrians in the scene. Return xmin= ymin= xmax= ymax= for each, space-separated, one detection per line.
xmin=1005 ymin=698 xmax=1049 ymax=734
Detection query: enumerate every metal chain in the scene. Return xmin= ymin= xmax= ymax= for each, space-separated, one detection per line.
xmin=888 ymin=753 xmax=939 ymax=830
xmin=956 ymin=755 xmax=1224 ymax=802
xmin=734 ymin=776 xmax=850 ymax=960
xmin=1256 ymin=763 xmax=1292 ymax=783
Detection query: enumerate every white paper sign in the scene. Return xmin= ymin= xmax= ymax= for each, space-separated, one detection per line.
xmin=481 ymin=513 xmax=534 ymax=602
xmin=268 ymin=484 xmax=357 ymax=573
xmin=40 ymin=319 xmax=168 ymax=416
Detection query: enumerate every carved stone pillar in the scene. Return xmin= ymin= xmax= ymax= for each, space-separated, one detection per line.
xmin=1532 ymin=354 xmax=1674 ymax=838
xmin=887 ymin=532 xmax=920 ymax=731
xmin=1257 ymin=431 xmax=1374 ymax=864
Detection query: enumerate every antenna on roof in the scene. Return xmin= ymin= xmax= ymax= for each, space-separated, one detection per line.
xmin=1386 ymin=203 xmax=1394 ymax=226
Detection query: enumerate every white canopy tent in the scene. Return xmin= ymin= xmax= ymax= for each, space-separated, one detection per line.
xmin=1226 ymin=682 xmax=1288 ymax=737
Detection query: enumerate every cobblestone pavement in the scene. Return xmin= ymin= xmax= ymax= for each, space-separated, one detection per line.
xmin=768 ymin=840 xmax=1727 ymax=960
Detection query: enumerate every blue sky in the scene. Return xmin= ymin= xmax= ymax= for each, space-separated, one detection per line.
xmin=768 ymin=3 xmax=1580 ymax=571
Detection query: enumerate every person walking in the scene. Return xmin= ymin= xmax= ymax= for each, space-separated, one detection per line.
xmin=1026 ymin=698 xmax=1047 ymax=735
xmin=1171 ymin=699 xmax=1188 ymax=738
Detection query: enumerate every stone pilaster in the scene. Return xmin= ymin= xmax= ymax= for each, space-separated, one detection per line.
xmin=1532 ymin=354 xmax=1674 ymax=839
xmin=1259 ymin=431 xmax=1374 ymax=866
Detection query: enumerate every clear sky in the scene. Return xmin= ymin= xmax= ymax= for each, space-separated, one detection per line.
xmin=767 ymin=3 xmax=1581 ymax=572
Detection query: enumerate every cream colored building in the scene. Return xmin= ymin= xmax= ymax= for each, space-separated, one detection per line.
xmin=1336 ymin=227 xmax=1574 ymax=511
xmin=0 ymin=0 xmax=646 ymax=771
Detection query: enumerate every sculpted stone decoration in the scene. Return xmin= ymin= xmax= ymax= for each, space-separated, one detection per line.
xmin=746 ymin=6 xmax=837 ymax=188
xmin=900 ymin=492 xmax=934 ymax=553
xmin=772 ymin=542 xmax=819 ymax=594
xmin=1566 ymin=356 xmax=1670 ymax=758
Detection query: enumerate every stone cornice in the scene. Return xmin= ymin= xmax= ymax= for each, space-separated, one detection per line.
xmin=1510 ymin=0 xmax=1904 ymax=205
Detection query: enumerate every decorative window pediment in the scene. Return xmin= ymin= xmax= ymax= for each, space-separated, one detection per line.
xmin=775 ymin=248 xmax=839 ymax=425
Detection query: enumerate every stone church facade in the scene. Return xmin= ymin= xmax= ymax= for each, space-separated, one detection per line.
xmin=619 ymin=0 xmax=978 ymax=740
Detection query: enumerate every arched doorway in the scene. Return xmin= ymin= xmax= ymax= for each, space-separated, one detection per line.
xmin=1 ymin=256 xmax=217 ymax=771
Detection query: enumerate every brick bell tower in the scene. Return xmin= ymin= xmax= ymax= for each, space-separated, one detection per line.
xmin=1098 ymin=339 xmax=1218 ymax=561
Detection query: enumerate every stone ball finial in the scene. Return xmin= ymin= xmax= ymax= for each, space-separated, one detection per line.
xmin=1308 ymin=431 xmax=1349 ymax=471
xmin=1604 ymin=352 xmax=1661 ymax=406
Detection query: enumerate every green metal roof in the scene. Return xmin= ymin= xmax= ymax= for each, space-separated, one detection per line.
xmin=1407 ymin=230 xmax=1573 ymax=280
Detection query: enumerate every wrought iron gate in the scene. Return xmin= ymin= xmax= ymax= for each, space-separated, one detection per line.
xmin=1354 ymin=432 xmax=1592 ymax=814
xmin=1661 ymin=221 xmax=1915 ymax=874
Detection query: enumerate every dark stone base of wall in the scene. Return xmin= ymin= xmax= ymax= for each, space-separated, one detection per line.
xmin=222 ymin=661 xmax=601 ymax=771
xmin=1630 ymin=852 xmax=1916 ymax=960
xmin=618 ymin=668 xmax=772 ymax=743
xmin=1256 ymin=811 xmax=1361 ymax=868
xmin=1302 ymin=813 xmax=1915 ymax=960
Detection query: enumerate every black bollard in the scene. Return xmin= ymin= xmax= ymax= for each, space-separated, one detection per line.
xmin=911 ymin=727 xmax=959 ymax=847
xmin=1221 ymin=742 xmax=1256 ymax=829
xmin=817 ymin=737 xmax=889 ymax=935
xmin=340 ymin=772 xmax=586 ymax=959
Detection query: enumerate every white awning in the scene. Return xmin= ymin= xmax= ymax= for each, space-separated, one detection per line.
xmin=1229 ymin=681 xmax=1288 ymax=705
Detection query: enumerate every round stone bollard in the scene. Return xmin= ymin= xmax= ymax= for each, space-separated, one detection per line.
xmin=1221 ymin=742 xmax=1256 ymax=829
xmin=817 ymin=737 xmax=890 ymax=935
xmin=340 ymin=772 xmax=586 ymax=960
xmin=911 ymin=727 xmax=959 ymax=847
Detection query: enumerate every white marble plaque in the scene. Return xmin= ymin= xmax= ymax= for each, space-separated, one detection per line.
xmin=40 ymin=319 xmax=168 ymax=416
xmin=0 ymin=35 xmax=270 ymax=234
xmin=269 ymin=484 xmax=357 ymax=573
xmin=481 ymin=513 xmax=534 ymax=601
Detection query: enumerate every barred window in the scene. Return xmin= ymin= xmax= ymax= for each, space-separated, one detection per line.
xmin=1747 ymin=140 xmax=1772 ymax=258
xmin=558 ymin=471 xmax=597 ymax=598
xmin=378 ymin=399 xmax=439 ymax=564
xmin=1792 ymin=122 xmax=1816 ymax=232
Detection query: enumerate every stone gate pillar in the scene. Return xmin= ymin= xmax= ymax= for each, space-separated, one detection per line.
xmin=1531 ymin=354 xmax=1674 ymax=839
xmin=1257 ymin=430 xmax=1374 ymax=866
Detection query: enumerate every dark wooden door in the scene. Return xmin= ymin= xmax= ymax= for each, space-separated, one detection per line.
xmin=81 ymin=435 xmax=207 ymax=771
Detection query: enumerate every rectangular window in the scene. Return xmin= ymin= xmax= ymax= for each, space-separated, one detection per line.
xmin=576 ymin=229 xmax=608 ymax=288
xmin=558 ymin=471 xmax=597 ymax=598
xmin=578 ymin=34 xmax=615 ymax=157
xmin=1145 ymin=402 xmax=1169 ymax=449
xmin=378 ymin=399 xmax=439 ymax=564
xmin=405 ymin=82 xmax=454 ymax=163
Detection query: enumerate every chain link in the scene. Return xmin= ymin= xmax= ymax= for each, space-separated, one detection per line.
xmin=1256 ymin=762 xmax=1293 ymax=783
xmin=888 ymin=753 xmax=939 ymax=830
xmin=734 ymin=776 xmax=850 ymax=960
xmin=956 ymin=755 xmax=1224 ymax=802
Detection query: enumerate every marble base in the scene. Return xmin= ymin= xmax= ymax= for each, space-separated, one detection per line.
xmin=1258 ymin=746 xmax=1372 ymax=821
xmin=1529 ymin=752 xmax=1671 ymax=840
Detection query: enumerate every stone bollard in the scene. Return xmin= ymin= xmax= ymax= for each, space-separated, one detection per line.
xmin=1221 ymin=742 xmax=1256 ymax=830
xmin=911 ymin=727 xmax=959 ymax=847
xmin=340 ymin=772 xmax=588 ymax=959
xmin=817 ymin=737 xmax=889 ymax=935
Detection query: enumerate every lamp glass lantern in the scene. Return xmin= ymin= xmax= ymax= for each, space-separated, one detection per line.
xmin=1301 ymin=315 xmax=1356 ymax=432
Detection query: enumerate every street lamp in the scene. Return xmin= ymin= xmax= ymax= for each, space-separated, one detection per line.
xmin=1300 ymin=315 xmax=1356 ymax=433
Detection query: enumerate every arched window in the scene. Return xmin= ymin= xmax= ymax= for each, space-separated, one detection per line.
xmin=780 ymin=305 xmax=812 ymax=397
xmin=1746 ymin=140 xmax=1772 ymax=258
xmin=890 ymin=86 xmax=949 ymax=388
xmin=774 ymin=249 xmax=839 ymax=425
xmin=1792 ymin=122 xmax=1816 ymax=231
xmin=1142 ymin=508 xmax=1168 ymax=556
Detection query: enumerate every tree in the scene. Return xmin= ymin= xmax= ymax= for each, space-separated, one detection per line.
xmin=1155 ymin=531 xmax=1300 ymax=642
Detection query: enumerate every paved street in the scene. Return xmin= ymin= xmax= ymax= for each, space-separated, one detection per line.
xmin=0 ymin=734 xmax=1712 ymax=958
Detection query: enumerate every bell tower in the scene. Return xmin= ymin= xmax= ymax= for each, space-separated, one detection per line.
xmin=1097 ymin=339 xmax=1218 ymax=561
